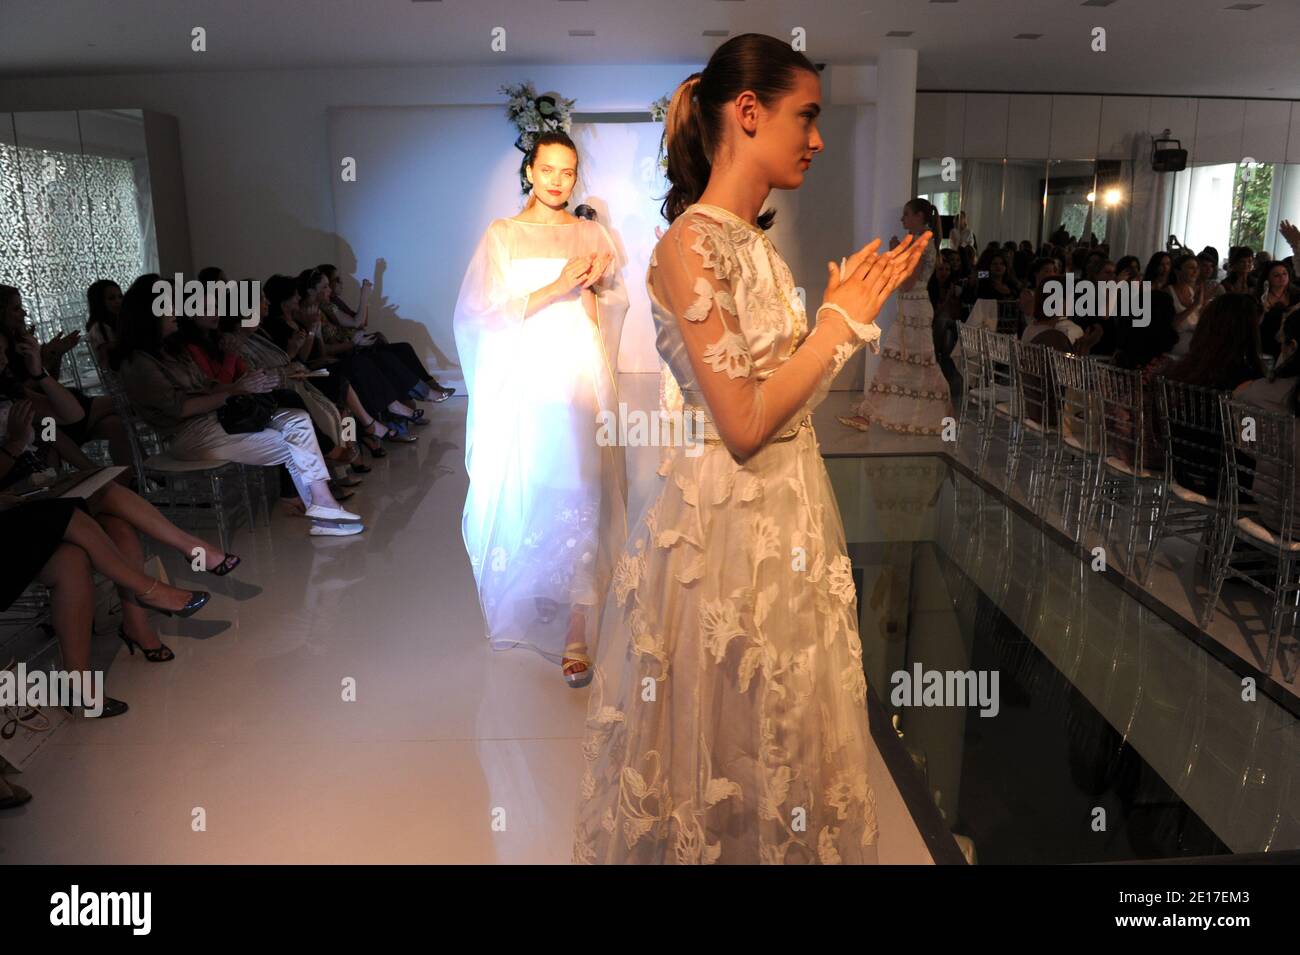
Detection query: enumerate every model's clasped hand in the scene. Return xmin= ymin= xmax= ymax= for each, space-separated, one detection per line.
xmin=554 ymin=251 xmax=613 ymax=297
xmin=820 ymin=231 xmax=932 ymax=334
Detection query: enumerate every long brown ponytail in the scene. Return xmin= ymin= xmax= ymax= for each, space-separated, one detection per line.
xmin=660 ymin=33 xmax=819 ymax=230
xmin=905 ymin=197 xmax=940 ymax=249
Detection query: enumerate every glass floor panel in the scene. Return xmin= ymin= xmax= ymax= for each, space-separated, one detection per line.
xmin=827 ymin=454 xmax=1300 ymax=864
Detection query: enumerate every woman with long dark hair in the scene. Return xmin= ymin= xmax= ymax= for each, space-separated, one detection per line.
xmin=85 ymin=279 xmax=122 ymax=370
xmin=1164 ymin=292 xmax=1265 ymax=392
xmin=572 ymin=33 xmax=927 ymax=864
xmin=837 ymin=196 xmax=952 ymax=434
xmin=1258 ymin=260 xmax=1300 ymax=360
xmin=1144 ymin=251 xmax=1173 ymax=292
xmin=453 ymin=129 xmax=630 ymax=687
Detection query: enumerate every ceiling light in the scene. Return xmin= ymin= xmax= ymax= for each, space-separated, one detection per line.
xmin=1014 ymin=33 xmax=1044 ymax=39
xmin=886 ymin=30 xmax=915 ymax=37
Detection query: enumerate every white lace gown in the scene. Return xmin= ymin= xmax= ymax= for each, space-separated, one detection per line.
xmin=851 ymin=233 xmax=952 ymax=435
xmin=573 ymin=203 xmax=881 ymax=864
xmin=453 ymin=216 xmax=630 ymax=663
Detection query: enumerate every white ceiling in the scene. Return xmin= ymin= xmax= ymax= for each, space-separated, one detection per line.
xmin=3 ymin=0 xmax=1299 ymax=99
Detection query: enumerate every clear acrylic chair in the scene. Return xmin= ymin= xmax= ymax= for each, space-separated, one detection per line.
xmin=1093 ymin=363 xmax=1164 ymax=576
xmin=95 ymin=359 xmax=253 ymax=553
xmin=978 ymin=330 xmax=1019 ymax=489
xmin=1009 ymin=340 xmax=1058 ymax=510
xmin=1207 ymin=397 xmax=1300 ymax=681
xmin=1147 ymin=376 xmax=1231 ymax=589
xmin=956 ymin=321 xmax=989 ymax=449
xmin=1044 ymin=350 xmax=1099 ymax=538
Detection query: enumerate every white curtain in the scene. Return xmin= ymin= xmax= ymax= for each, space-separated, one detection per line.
xmin=1001 ymin=163 xmax=1043 ymax=246
xmin=960 ymin=160 xmax=1005 ymax=247
xmin=1126 ymin=136 xmax=1171 ymax=262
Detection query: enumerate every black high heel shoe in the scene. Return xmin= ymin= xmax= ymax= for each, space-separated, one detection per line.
xmin=118 ymin=628 xmax=175 ymax=663
xmin=135 ymin=580 xmax=210 ymax=618
xmin=64 ymin=697 xmax=129 ymax=719
xmin=207 ymin=553 xmax=241 ymax=577
xmin=381 ymin=420 xmax=418 ymax=443
xmin=389 ymin=407 xmax=430 ymax=426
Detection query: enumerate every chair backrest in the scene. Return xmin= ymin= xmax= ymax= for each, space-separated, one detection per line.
xmin=957 ymin=321 xmax=985 ymax=383
xmin=982 ymin=330 xmax=1016 ymax=410
xmin=996 ymin=300 xmax=1022 ymax=337
xmin=1011 ymin=340 xmax=1056 ymax=428
xmin=1220 ymin=396 xmax=1296 ymax=538
xmin=1094 ymin=363 xmax=1147 ymax=470
xmin=1046 ymin=349 xmax=1096 ymax=451
xmin=87 ymin=349 xmax=158 ymax=487
xmin=1153 ymin=376 xmax=1226 ymax=500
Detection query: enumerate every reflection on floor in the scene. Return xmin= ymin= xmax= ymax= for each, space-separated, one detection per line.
xmin=820 ymin=390 xmax=1298 ymax=861
xmin=817 ymin=390 xmax=1300 ymax=703
xmin=0 ymin=374 xmax=931 ymax=864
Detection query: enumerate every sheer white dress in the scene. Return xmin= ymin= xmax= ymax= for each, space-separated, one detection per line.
xmin=573 ymin=203 xmax=883 ymax=864
xmin=453 ymin=215 xmax=630 ymax=662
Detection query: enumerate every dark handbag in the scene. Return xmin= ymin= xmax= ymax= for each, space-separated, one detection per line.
xmin=217 ymin=393 xmax=276 ymax=434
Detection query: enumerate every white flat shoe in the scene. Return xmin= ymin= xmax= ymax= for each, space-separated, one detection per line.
xmin=305 ymin=503 xmax=362 ymax=523
xmin=310 ymin=521 xmax=365 ymax=536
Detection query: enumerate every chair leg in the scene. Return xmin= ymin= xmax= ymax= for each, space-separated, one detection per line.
xmin=1200 ymin=527 xmax=1234 ymax=629
xmin=211 ymin=473 xmax=231 ymax=556
xmin=1262 ymin=554 xmax=1290 ymax=675
xmin=1142 ymin=494 xmax=1172 ymax=588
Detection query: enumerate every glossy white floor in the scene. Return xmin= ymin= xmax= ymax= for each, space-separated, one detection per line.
xmin=0 ymin=374 xmax=933 ymax=864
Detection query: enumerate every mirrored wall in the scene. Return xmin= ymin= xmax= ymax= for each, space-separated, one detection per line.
xmin=914 ymin=156 xmax=1135 ymax=254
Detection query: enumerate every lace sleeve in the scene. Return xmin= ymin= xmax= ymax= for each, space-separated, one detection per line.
xmin=651 ymin=213 xmax=865 ymax=462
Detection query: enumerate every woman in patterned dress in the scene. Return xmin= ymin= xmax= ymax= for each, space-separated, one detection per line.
xmin=838 ymin=198 xmax=954 ymax=436
xmin=572 ymin=34 xmax=928 ymax=864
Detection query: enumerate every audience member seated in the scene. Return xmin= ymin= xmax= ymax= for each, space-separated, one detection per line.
xmin=1 ymin=284 xmax=132 ymax=475
xmin=1115 ymin=256 xmax=1142 ymax=283
xmin=317 ymin=263 xmax=454 ymax=401
xmin=111 ymin=274 xmax=365 ymax=537
xmin=226 ymin=290 xmax=383 ymax=466
xmin=85 ymin=279 xmax=122 ymax=371
xmin=1258 ymin=260 xmax=1300 ymax=361
xmin=975 ymin=251 xmax=1020 ymax=301
xmin=1159 ymin=294 xmax=1266 ymax=498
xmin=261 ymin=273 xmax=417 ymax=452
xmin=1226 ymin=246 xmax=1256 ymax=296
xmin=1021 ymin=277 xmax=1100 ymax=351
xmin=1238 ymin=311 xmax=1300 ymax=532
xmin=1144 ymin=251 xmax=1173 ymax=292
xmin=1109 ymin=291 xmax=1181 ymax=469
xmin=1167 ymin=253 xmax=1207 ymax=357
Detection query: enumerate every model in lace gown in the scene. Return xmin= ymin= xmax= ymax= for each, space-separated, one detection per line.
xmin=572 ymin=198 xmax=927 ymax=863
xmin=453 ymin=133 xmax=630 ymax=687
xmin=571 ymin=37 xmax=930 ymax=863
xmin=840 ymin=198 xmax=954 ymax=436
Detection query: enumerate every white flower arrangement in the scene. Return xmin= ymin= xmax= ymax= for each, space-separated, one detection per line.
xmin=499 ymin=81 xmax=576 ymax=154
xmin=650 ymin=93 xmax=672 ymax=175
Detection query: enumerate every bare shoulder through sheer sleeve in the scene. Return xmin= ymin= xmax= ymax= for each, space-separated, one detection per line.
xmin=650 ymin=211 xmax=866 ymax=462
